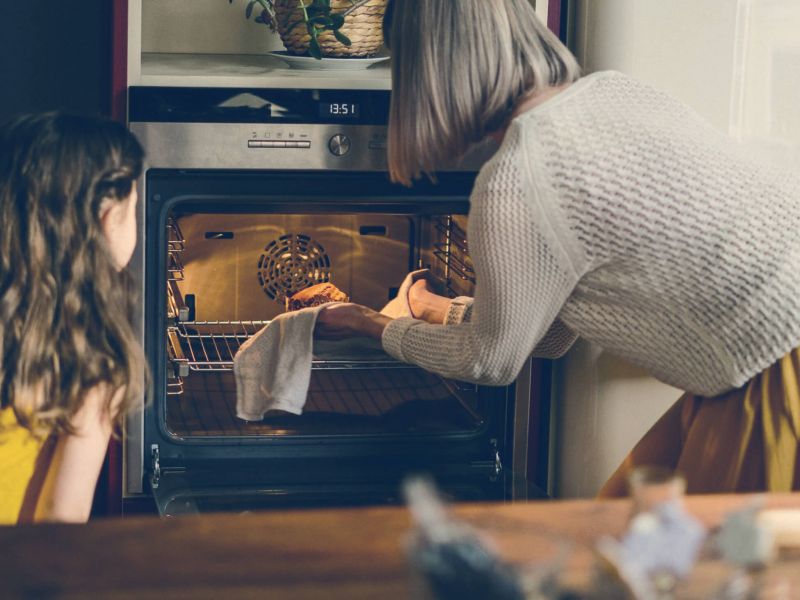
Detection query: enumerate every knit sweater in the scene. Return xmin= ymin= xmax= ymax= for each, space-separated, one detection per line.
xmin=382 ymin=71 xmax=800 ymax=396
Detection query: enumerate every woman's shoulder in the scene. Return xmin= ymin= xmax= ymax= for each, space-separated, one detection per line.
xmin=512 ymin=70 xmax=657 ymax=126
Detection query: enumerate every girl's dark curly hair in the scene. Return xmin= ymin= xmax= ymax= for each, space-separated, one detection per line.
xmin=0 ymin=112 xmax=145 ymax=436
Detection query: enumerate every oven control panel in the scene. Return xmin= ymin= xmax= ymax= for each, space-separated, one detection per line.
xmin=244 ymin=132 xmax=381 ymax=158
xmin=130 ymin=87 xmax=488 ymax=172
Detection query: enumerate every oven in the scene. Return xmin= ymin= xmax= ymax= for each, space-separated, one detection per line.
xmin=126 ymin=87 xmax=540 ymax=516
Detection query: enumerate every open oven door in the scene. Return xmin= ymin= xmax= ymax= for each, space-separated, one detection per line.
xmin=149 ymin=434 xmax=509 ymax=517
xmin=136 ymin=170 xmax=532 ymax=515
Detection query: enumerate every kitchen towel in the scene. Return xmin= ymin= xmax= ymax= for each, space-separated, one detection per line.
xmin=233 ymin=305 xmax=326 ymax=421
xmin=234 ymin=269 xmax=444 ymax=421
xmin=380 ymin=269 xmax=444 ymax=319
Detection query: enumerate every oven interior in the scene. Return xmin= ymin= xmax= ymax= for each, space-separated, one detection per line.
xmin=163 ymin=209 xmax=482 ymax=439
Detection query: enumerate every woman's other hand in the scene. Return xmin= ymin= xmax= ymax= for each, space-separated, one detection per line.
xmin=314 ymin=303 xmax=392 ymax=341
xmin=408 ymin=278 xmax=452 ymax=324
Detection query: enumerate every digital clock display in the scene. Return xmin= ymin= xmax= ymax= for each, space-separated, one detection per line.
xmin=320 ymin=102 xmax=360 ymax=119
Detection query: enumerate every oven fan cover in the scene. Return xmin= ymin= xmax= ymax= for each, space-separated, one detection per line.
xmin=257 ymin=233 xmax=332 ymax=304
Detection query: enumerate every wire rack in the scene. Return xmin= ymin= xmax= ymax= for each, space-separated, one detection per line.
xmin=170 ymin=321 xmax=269 ymax=372
xmin=166 ymin=327 xmax=186 ymax=395
xmin=167 ymin=319 xmax=408 ymax=377
xmin=167 ymin=217 xmax=185 ymax=282
xmin=167 ymin=379 xmax=185 ymax=396
xmin=167 ymin=282 xmax=180 ymax=321
xmin=432 ymin=216 xmax=476 ymax=297
xmin=167 ymin=218 xmax=185 ymax=253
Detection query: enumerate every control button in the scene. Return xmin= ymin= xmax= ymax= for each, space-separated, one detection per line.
xmin=248 ymin=140 xmax=289 ymax=148
xmin=328 ymin=134 xmax=351 ymax=157
xmin=285 ymin=141 xmax=299 ymax=148
xmin=296 ymin=141 xmax=311 ymax=149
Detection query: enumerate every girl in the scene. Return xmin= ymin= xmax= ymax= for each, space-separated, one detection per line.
xmin=315 ymin=0 xmax=800 ymax=495
xmin=0 ymin=112 xmax=144 ymax=523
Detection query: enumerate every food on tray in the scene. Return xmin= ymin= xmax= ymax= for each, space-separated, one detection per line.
xmin=286 ymin=282 xmax=349 ymax=311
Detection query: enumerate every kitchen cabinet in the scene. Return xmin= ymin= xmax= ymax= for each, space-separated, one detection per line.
xmin=0 ymin=2 xmax=112 ymax=121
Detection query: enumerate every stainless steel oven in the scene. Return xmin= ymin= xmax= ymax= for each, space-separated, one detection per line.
xmin=126 ymin=87 xmax=539 ymax=516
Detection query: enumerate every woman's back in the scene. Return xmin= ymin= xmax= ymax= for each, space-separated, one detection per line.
xmin=508 ymin=70 xmax=800 ymax=394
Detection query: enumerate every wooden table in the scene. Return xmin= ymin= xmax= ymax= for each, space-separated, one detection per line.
xmin=2 ymin=494 xmax=799 ymax=599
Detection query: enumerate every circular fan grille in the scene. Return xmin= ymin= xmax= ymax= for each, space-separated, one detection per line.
xmin=257 ymin=233 xmax=332 ymax=304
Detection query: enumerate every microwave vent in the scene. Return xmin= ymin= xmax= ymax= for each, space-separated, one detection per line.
xmin=257 ymin=233 xmax=332 ymax=304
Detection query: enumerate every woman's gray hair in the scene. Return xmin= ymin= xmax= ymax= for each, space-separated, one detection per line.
xmin=385 ymin=0 xmax=580 ymax=185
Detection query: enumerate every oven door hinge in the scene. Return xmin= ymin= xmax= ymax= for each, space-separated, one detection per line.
xmin=150 ymin=444 xmax=161 ymax=490
xmin=471 ymin=439 xmax=504 ymax=481
xmin=490 ymin=438 xmax=503 ymax=482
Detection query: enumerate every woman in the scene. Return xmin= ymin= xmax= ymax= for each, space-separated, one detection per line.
xmin=315 ymin=0 xmax=800 ymax=495
xmin=0 ymin=113 xmax=145 ymax=523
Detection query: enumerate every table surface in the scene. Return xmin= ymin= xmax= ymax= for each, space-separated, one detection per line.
xmin=2 ymin=493 xmax=799 ymax=599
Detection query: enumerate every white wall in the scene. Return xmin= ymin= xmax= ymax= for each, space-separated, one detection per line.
xmin=556 ymin=0 xmax=800 ymax=498
xmin=141 ymin=0 xmax=283 ymax=54
xmin=573 ymin=0 xmax=741 ymax=131
xmin=731 ymin=0 xmax=800 ymax=168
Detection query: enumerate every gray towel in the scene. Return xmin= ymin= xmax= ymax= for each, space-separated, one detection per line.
xmin=234 ymin=305 xmax=325 ymax=420
xmin=234 ymin=270 xmax=441 ymax=420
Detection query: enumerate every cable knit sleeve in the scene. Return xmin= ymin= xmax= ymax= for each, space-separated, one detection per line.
xmin=444 ymin=298 xmax=577 ymax=359
xmin=381 ymin=122 xmax=586 ymax=384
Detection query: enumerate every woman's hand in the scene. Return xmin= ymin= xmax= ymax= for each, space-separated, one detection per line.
xmin=408 ymin=278 xmax=452 ymax=324
xmin=314 ymin=302 xmax=392 ymax=341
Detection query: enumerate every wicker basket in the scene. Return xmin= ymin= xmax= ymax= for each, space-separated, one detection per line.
xmin=273 ymin=0 xmax=387 ymax=58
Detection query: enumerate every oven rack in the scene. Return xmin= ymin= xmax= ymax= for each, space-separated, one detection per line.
xmin=165 ymin=326 xmax=186 ymax=395
xmin=167 ymin=218 xmax=185 ymax=252
xmin=167 ymin=282 xmax=180 ymax=321
xmin=432 ymin=216 xmax=475 ymax=297
xmin=167 ymin=251 xmax=185 ymax=282
xmin=167 ymin=218 xmax=185 ymax=282
xmin=167 ymin=378 xmax=185 ymax=396
xmin=167 ymin=320 xmax=410 ymax=377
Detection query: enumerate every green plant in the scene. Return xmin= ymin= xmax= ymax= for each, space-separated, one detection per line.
xmin=229 ymin=0 xmax=372 ymax=59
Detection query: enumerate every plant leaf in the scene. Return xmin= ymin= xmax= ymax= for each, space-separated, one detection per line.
xmin=246 ymin=0 xmax=256 ymax=19
xmin=329 ymin=13 xmax=344 ymax=28
xmin=333 ymin=29 xmax=351 ymax=46
xmin=308 ymin=24 xmax=323 ymax=58
xmin=309 ymin=15 xmax=333 ymax=26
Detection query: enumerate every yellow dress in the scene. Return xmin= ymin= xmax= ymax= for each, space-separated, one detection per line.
xmin=600 ymin=347 xmax=800 ymax=496
xmin=0 ymin=407 xmax=45 ymax=525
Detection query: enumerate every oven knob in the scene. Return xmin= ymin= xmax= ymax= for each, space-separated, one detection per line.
xmin=328 ymin=134 xmax=351 ymax=156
